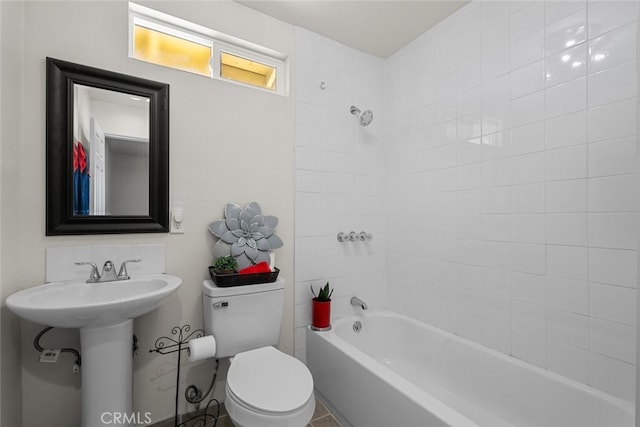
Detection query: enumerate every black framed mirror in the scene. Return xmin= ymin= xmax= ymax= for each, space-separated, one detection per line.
xmin=46 ymin=57 xmax=169 ymax=235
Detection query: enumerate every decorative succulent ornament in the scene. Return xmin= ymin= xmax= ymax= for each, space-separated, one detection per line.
xmin=209 ymin=202 xmax=283 ymax=270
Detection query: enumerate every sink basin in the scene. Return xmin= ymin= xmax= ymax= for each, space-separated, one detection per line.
xmin=6 ymin=274 xmax=181 ymax=328
xmin=7 ymin=273 xmax=181 ymax=426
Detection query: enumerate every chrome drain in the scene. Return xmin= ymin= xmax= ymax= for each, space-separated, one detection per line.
xmin=353 ymin=320 xmax=362 ymax=332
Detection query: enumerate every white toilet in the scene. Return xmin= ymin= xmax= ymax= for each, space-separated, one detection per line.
xmin=202 ymin=277 xmax=315 ymax=427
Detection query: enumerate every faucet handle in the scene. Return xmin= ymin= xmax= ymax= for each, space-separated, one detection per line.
xmin=117 ymin=259 xmax=142 ymax=280
xmin=75 ymin=262 xmax=100 ymax=282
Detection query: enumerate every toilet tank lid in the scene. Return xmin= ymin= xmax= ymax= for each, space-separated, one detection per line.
xmin=202 ymin=277 xmax=284 ymax=297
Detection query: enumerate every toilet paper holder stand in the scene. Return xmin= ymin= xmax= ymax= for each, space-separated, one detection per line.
xmin=149 ymin=324 xmax=219 ymax=427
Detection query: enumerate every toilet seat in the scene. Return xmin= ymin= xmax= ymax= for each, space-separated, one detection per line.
xmin=225 ymin=346 xmax=315 ymax=427
xmin=227 ymin=346 xmax=314 ymax=414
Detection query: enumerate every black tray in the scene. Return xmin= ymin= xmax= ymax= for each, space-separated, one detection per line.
xmin=208 ymin=266 xmax=279 ymax=287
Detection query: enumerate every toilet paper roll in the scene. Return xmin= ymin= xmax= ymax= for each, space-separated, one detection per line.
xmin=187 ymin=335 xmax=216 ymax=362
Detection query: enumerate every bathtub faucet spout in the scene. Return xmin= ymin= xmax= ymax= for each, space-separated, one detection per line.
xmin=350 ymin=296 xmax=368 ymax=310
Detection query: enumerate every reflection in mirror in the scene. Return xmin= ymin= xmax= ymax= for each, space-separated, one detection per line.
xmin=73 ymin=85 xmax=150 ymax=216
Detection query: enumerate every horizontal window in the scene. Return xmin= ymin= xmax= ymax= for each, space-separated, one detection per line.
xmin=129 ymin=3 xmax=288 ymax=95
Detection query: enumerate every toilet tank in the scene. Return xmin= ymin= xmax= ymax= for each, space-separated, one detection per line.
xmin=202 ymin=277 xmax=285 ymax=358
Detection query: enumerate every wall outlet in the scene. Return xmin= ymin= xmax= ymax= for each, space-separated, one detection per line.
xmin=170 ymin=203 xmax=185 ymax=234
xmin=39 ymin=349 xmax=61 ymax=363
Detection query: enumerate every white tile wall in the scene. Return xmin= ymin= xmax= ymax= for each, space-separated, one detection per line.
xmin=293 ymin=27 xmax=387 ymax=361
xmin=295 ymin=0 xmax=639 ymax=402
xmin=384 ymin=0 xmax=638 ymax=401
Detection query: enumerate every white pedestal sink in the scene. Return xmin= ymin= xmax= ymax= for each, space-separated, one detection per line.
xmin=6 ymin=274 xmax=182 ymax=427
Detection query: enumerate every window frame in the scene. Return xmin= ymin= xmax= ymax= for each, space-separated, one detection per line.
xmin=128 ymin=2 xmax=289 ymax=96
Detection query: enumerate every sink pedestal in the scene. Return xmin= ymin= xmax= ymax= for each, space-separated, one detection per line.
xmin=80 ymin=320 xmax=133 ymax=427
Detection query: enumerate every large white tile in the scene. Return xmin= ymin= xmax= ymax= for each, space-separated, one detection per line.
xmin=588 ymin=98 xmax=637 ymax=143
xmin=589 ymin=22 xmax=637 ymax=74
xmin=589 ymin=213 xmax=637 ymax=250
xmin=546 ymin=213 xmax=588 ymax=246
xmin=588 ymin=136 xmax=637 ymax=177
xmin=547 ymin=276 xmax=588 ymax=315
xmin=457 ymin=113 xmax=483 ymax=141
xmin=482 ymin=241 xmax=511 ymax=270
xmin=512 ymin=214 xmax=545 ymax=244
xmin=511 ymin=242 xmax=546 ymax=275
xmin=482 ymin=130 xmax=511 ymax=161
xmin=482 ymin=1 xmax=510 ymax=30
xmin=483 ymin=158 xmax=511 ymax=187
xmin=545 ymin=110 xmax=587 ymax=150
xmin=547 ymin=340 xmax=589 ymax=384
xmin=545 ymin=8 xmax=587 ymax=56
xmin=588 ymin=62 xmax=637 ymax=108
xmin=483 ymin=187 xmax=512 ymax=214
xmin=547 ymin=309 xmax=589 ymax=349
xmin=511 ymin=90 xmax=545 ymax=127
xmin=510 ymin=1 xmax=545 ymax=40
xmin=545 ymin=1 xmax=586 ymax=26
xmin=545 ymin=145 xmax=588 ymax=181
xmin=589 ymin=283 xmax=636 ymax=326
xmin=512 ymin=271 xmax=546 ymax=305
xmin=589 ymin=353 xmax=636 ymax=401
xmin=457 ymin=163 xmax=482 ymax=190
xmin=511 ymin=152 xmax=545 ymax=185
xmin=588 ymin=175 xmax=637 ymax=213
xmin=511 ymin=122 xmax=545 ymax=156
xmin=547 ymin=245 xmax=588 ymax=280
xmin=545 ymin=77 xmax=587 ymax=119
xmin=482 ymin=17 xmax=510 ymax=53
xmin=545 ymin=44 xmax=587 ymax=87
xmin=482 ymin=103 xmax=511 ymax=135
xmin=511 ymin=60 xmax=545 ymax=99
xmin=512 ymin=331 xmax=546 ymax=368
xmin=482 ymin=45 xmax=510 ymax=82
xmin=512 ymin=182 xmax=545 ymax=213
xmin=512 ymin=300 xmax=546 ymax=336
xmin=457 ymin=86 xmax=482 ymax=117
xmin=483 ymin=214 xmax=511 ymax=242
xmin=482 ymin=74 xmax=510 ymax=107
xmin=482 ymin=267 xmax=511 ymax=297
xmin=511 ymin=29 xmax=545 ymax=70
xmin=589 ymin=318 xmax=636 ymax=364
xmin=589 ymin=247 xmax=637 ymax=288
xmin=545 ymin=179 xmax=588 ymax=212
xmin=588 ymin=1 xmax=639 ymax=39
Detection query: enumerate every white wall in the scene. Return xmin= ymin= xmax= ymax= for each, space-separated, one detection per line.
xmin=1 ymin=1 xmax=24 ymax=425
xmin=386 ymin=0 xmax=638 ymax=401
xmin=293 ymin=27 xmax=387 ymax=360
xmin=2 ymin=1 xmax=295 ymax=425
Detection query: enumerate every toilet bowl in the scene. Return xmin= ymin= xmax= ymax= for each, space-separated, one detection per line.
xmin=224 ymin=346 xmax=315 ymax=427
xmin=202 ymin=278 xmax=315 ymax=426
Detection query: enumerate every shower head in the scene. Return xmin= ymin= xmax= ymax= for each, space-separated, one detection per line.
xmin=350 ymin=105 xmax=374 ymax=126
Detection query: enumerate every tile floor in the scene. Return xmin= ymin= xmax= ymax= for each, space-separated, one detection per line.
xmin=150 ymin=398 xmax=341 ymax=427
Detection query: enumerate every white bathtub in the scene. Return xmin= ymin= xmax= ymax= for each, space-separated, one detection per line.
xmin=306 ymin=310 xmax=634 ymax=427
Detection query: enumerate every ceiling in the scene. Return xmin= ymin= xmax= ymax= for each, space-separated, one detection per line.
xmin=236 ymin=0 xmax=469 ymax=58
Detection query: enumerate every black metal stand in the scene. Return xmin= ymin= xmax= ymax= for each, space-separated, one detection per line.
xmin=149 ymin=325 xmax=220 ymax=427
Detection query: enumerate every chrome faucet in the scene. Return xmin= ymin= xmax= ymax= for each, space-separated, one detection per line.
xmin=76 ymin=259 xmax=141 ymax=283
xmin=350 ymin=296 xmax=368 ymax=310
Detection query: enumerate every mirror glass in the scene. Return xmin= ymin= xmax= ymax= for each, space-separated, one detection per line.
xmin=73 ymin=85 xmax=150 ymax=216
xmin=46 ymin=57 xmax=169 ymax=235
